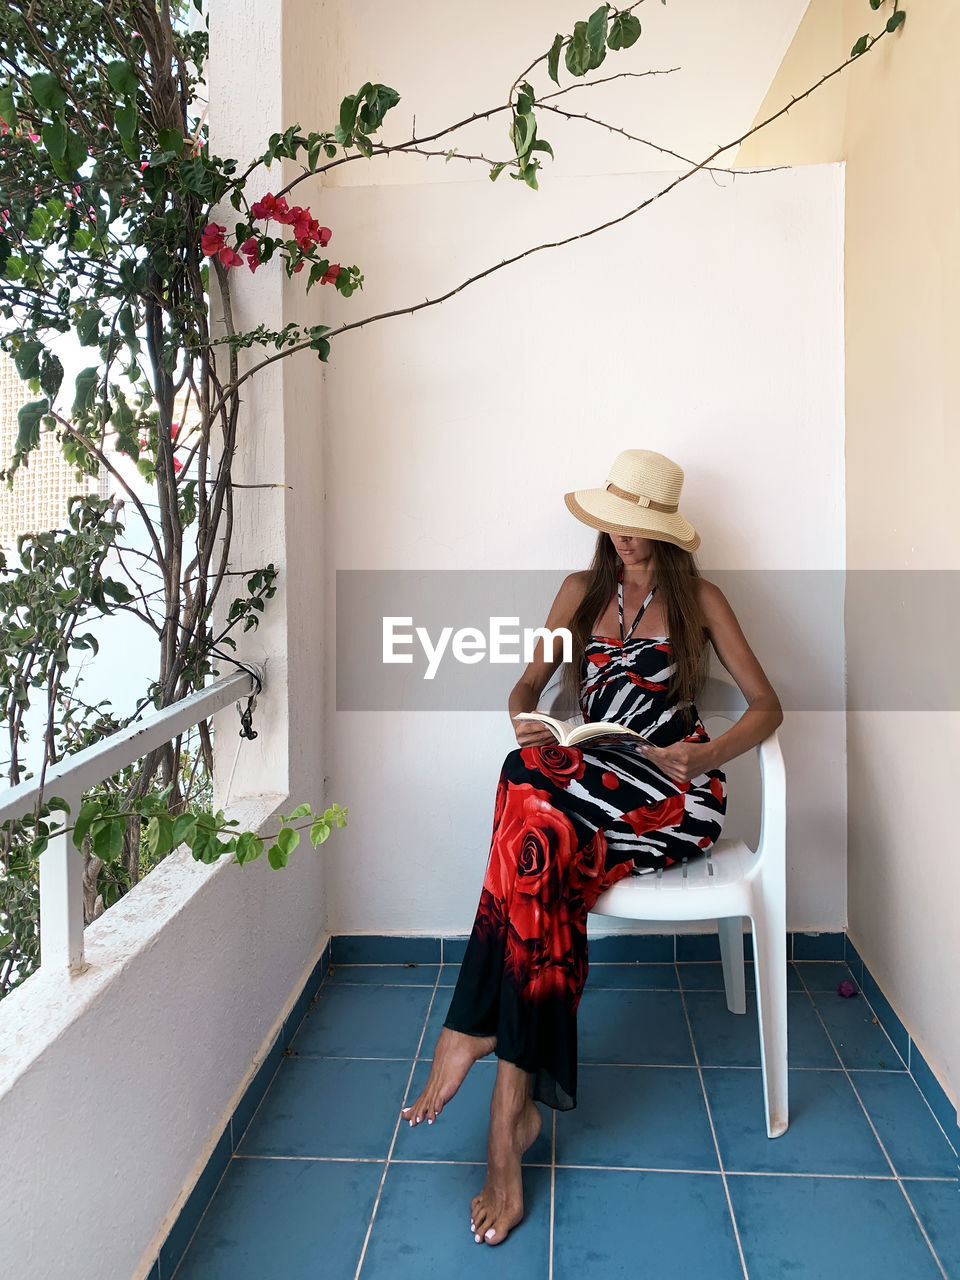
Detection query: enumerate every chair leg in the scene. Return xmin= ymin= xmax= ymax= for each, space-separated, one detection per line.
xmin=751 ymin=906 xmax=789 ymax=1138
xmin=718 ymin=916 xmax=746 ymax=1014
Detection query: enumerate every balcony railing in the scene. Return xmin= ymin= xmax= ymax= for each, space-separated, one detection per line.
xmin=0 ymin=668 xmax=259 ymax=976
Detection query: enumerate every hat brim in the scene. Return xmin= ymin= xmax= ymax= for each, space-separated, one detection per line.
xmin=564 ymin=489 xmax=700 ymax=553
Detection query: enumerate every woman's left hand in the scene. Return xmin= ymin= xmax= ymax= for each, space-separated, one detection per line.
xmin=636 ymin=739 xmax=717 ymax=786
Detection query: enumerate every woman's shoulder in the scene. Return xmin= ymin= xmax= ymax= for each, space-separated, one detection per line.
xmin=555 ymin=570 xmax=591 ymax=609
xmin=695 ymin=577 xmax=736 ymax=628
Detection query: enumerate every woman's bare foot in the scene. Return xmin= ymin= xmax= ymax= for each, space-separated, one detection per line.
xmin=401 ymin=1026 xmax=496 ymax=1125
xmin=469 ymin=1062 xmax=542 ymax=1246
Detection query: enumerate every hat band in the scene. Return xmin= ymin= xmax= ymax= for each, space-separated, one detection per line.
xmin=605 ymin=482 xmax=678 ymax=513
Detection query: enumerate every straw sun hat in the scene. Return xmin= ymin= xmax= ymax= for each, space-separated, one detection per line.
xmin=564 ymin=449 xmax=701 ymax=552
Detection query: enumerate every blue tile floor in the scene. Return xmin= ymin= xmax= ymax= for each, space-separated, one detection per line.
xmin=173 ymin=960 xmax=960 ymax=1279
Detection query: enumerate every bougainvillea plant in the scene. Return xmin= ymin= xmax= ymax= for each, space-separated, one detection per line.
xmin=0 ymin=0 xmax=904 ymax=992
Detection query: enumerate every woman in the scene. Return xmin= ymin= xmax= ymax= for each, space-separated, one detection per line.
xmin=401 ymin=449 xmax=783 ymax=1247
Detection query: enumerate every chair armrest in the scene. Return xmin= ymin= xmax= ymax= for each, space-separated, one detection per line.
xmin=755 ymin=729 xmax=786 ymax=869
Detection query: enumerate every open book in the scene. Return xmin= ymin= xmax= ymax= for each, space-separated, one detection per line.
xmin=513 ymin=711 xmax=654 ymax=749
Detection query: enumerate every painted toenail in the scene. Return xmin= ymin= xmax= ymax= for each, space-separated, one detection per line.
xmin=485 ymin=1229 xmax=496 ymax=1240
xmin=474 ymin=1234 xmax=481 ymax=1243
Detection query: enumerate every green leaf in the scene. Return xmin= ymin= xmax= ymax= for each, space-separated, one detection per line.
xmin=356 ymin=83 xmax=401 ymax=134
xmin=564 ymin=21 xmax=592 ymax=76
xmin=235 ymin=831 xmax=264 ymax=865
xmin=489 ymin=162 xmax=507 ymax=182
xmin=72 ymin=367 xmax=99 ymax=416
xmin=869 ymin=0 xmax=883 ymax=7
xmin=530 ymin=138 xmax=555 ymax=159
xmin=76 ymin=308 xmax=103 ymax=347
xmin=288 ymin=803 xmax=312 ymax=819
xmin=106 ymin=60 xmax=140 ymax=98
xmin=47 ymin=796 xmax=72 ymax=816
xmin=850 ymin=33 xmax=869 ymax=56
xmin=0 ymin=83 xmax=17 ymax=128
xmin=607 ymin=12 xmax=642 ymax=50
xmin=309 ymin=819 xmax=331 ymax=847
xmin=587 ymin=5 xmax=609 ymax=57
xmin=64 ymin=129 xmax=87 ymax=175
xmin=886 ymin=10 xmax=905 ymax=32
xmin=92 ymin=817 xmax=124 ymax=862
xmin=30 ymin=71 xmax=67 ymax=114
xmin=512 ymin=111 xmax=536 ymax=158
xmin=72 ymin=800 xmax=100 ymax=849
xmin=547 ymin=33 xmax=564 ymax=85
xmin=339 ymin=90 xmax=360 ymax=140
xmin=14 ymin=340 xmax=43 ymax=381
xmin=266 ymin=842 xmax=285 ymax=870
xmin=0 ymin=933 xmax=13 ymax=950
xmin=41 ymin=118 xmax=67 ymax=160
xmin=158 ymin=127 xmax=183 ymax=154
xmin=277 ymin=826 xmax=300 ymax=857
xmin=115 ymin=101 xmax=138 ymax=140
xmin=39 ymin=352 xmax=64 ymax=399
xmin=16 ymin=400 xmax=48 ymax=454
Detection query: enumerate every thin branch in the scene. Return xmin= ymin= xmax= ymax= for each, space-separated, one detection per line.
xmin=538 ymin=102 xmax=786 ymax=175
xmin=211 ymin=30 xmax=886 ymax=411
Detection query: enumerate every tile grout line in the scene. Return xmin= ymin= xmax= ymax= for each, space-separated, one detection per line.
xmin=548 ymin=1109 xmax=557 ymax=1280
xmin=224 ymin=1152 xmax=956 ymax=1178
xmin=794 ymin=970 xmax=951 ymax=1280
xmin=676 ymin=962 xmax=751 ymax=1280
xmin=352 ymin=966 xmax=444 ymax=1280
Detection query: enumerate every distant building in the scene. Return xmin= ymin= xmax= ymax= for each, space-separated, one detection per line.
xmin=0 ymin=352 xmax=101 ymax=552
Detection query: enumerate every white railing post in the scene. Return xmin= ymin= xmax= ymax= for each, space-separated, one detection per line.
xmin=0 ymin=667 xmax=260 ymax=980
xmin=38 ymin=787 xmax=86 ymax=974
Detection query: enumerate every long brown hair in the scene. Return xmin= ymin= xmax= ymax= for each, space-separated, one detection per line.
xmin=561 ymin=533 xmax=709 ymax=725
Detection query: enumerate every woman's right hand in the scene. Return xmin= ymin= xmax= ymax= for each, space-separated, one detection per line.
xmin=512 ymin=718 xmax=556 ymax=748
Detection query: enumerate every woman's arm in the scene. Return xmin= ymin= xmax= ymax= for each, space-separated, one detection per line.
xmin=508 ymin=572 xmax=589 ymax=746
xmin=640 ymin=578 xmax=783 ymax=784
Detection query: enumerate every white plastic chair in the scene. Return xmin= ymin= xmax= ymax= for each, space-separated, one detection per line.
xmin=558 ymin=676 xmax=788 ymax=1138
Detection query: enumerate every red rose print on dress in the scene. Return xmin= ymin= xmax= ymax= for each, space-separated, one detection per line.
xmin=621 ymin=793 xmax=686 ymax=836
xmin=520 ymin=744 xmax=586 ymax=789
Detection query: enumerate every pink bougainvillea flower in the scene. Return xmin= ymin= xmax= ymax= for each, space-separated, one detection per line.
xmin=217 ymin=245 xmax=243 ymax=268
xmin=250 ymin=192 xmax=290 ymax=223
xmin=292 ymin=259 xmax=304 ymax=273
xmin=837 ymin=980 xmax=858 ymax=999
xmin=321 ymin=263 xmax=341 ymax=285
xmin=201 ymin=222 xmax=227 ymax=256
xmin=240 ymin=235 xmax=262 ymax=273
xmin=172 ymin=456 xmax=184 ymax=475
xmin=317 ymin=225 xmax=332 ymax=247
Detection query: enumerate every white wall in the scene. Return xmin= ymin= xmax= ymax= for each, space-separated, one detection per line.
xmin=738 ymin=0 xmax=960 ymax=1127
xmin=316 ymin=69 xmax=848 ymax=932
xmin=0 ymin=803 xmax=329 ymax=1280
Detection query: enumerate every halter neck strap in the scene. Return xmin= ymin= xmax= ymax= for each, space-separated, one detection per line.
xmin=617 ymin=567 xmax=657 ymax=643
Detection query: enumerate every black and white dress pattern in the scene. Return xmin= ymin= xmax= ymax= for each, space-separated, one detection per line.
xmin=442 ymin=574 xmax=727 ymax=1110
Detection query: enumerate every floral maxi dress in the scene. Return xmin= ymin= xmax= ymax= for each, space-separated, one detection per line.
xmin=442 ymin=579 xmax=727 ymax=1111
